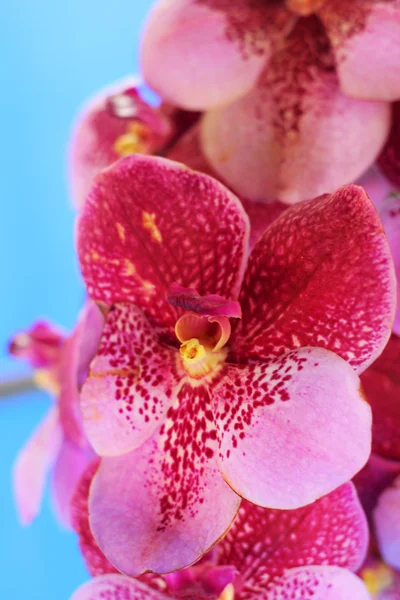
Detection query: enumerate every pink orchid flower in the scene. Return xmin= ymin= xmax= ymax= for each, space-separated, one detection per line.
xmin=9 ymin=302 xmax=103 ymax=526
xmin=375 ymin=476 xmax=400 ymax=571
xmin=69 ymin=76 xmax=201 ymax=209
xmin=141 ymin=0 xmax=400 ymax=204
xmin=75 ymin=154 xmax=395 ymax=574
xmin=70 ymin=460 xmax=370 ymax=599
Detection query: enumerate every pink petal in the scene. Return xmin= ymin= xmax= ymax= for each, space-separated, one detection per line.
xmin=266 ymin=566 xmax=371 ymax=600
xmin=354 ymin=453 xmax=400 ymax=518
xmin=70 ymin=574 xmax=169 ymax=600
xmin=81 ymin=304 xmax=179 ymax=456
xmin=360 ymin=335 xmax=400 ymax=461
xmin=9 ymin=320 xmax=64 ymax=370
xmin=232 ymin=185 xmax=396 ymax=374
xmin=13 ymin=407 xmax=63 ymax=525
xmin=51 ymin=438 xmax=94 ymax=528
xmin=201 ymin=17 xmax=391 ymax=203
xmin=69 ymin=76 xmax=173 ymax=209
xmin=71 ymin=459 xmax=118 ymax=576
xmin=218 ymin=482 xmax=368 ymax=594
xmin=167 ymin=284 xmax=241 ymax=318
xmin=379 ymin=194 xmax=400 ymax=335
xmin=141 ymin=0 xmax=293 ymax=110
xmin=89 ymin=404 xmax=241 ymax=574
xmin=241 ymin=198 xmax=287 ymax=251
xmin=319 ymin=0 xmax=400 ymax=102
xmin=77 ymin=154 xmax=249 ymax=337
xmin=374 ymin=477 xmax=400 ymax=569
xmin=212 ymin=348 xmax=371 ymax=509
xmin=379 ymin=102 xmax=400 ymax=190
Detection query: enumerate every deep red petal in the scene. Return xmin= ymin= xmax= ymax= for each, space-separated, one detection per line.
xmin=77 ymin=155 xmax=249 ymax=337
xmin=379 ymin=103 xmax=400 ymax=190
xmin=232 ymin=185 xmax=396 ymax=373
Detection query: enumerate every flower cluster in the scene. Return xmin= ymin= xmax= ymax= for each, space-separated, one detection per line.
xmin=8 ymin=1 xmax=400 ymax=599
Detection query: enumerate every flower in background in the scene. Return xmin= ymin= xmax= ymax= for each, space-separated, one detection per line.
xmin=70 ymin=459 xmax=370 ymax=600
xmin=141 ymin=0 xmax=400 ymax=203
xmin=9 ymin=302 xmax=103 ymax=526
xmin=75 ymin=154 xmax=395 ymax=574
xmin=69 ymin=76 xmax=200 ymax=209
xmin=379 ymin=102 xmax=400 ymax=191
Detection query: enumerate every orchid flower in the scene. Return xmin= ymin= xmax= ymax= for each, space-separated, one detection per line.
xmin=9 ymin=302 xmax=103 ymax=526
xmin=141 ymin=0 xmax=400 ymax=203
xmin=75 ymin=154 xmax=395 ymax=574
xmin=70 ymin=459 xmax=370 ymax=599
xmin=361 ymin=558 xmax=400 ymax=599
xmin=379 ymin=102 xmax=400 ymax=191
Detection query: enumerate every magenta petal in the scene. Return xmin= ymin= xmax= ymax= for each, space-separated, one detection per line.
xmin=360 ymin=334 xmax=400 ymax=461
xmin=81 ymin=304 xmax=178 ymax=456
xmin=201 ymin=17 xmax=390 ymax=204
xmin=167 ymin=284 xmax=241 ymax=318
xmin=70 ymin=575 xmax=169 ymax=600
xmin=141 ymin=0 xmax=293 ymax=110
xmin=354 ymin=453 xmax=400 ymax=518
xmin=374 ymin=477 xmax=400 ymax=569
xmin=219 ymin=483 xmax=368 ymax=593
xmin=319 ymin=0 xmax=400 ymax=102
xmin=379 ymin=195 xmax=400 ymax=335
xmin=89 ymin=425 xmax=241 ymax=574
xmin=357 ymin=168 xmax=393 ymax=212
xmin=266 ymin=566 xmax=371 ymax=600
xmin=51 ymin=439 xmax=93 ymax=528
xmin=13 ymin=407 xmax=62 ymax=525
xmin=232 ymin=185 xmax=396 ymax=373
xmin=77 ymin=154 xmax=249 ymax=337
xmin=379 ymin=102 xmax=400 ymax=190
xmin=213 ymin=348 xmax=371 ymax=509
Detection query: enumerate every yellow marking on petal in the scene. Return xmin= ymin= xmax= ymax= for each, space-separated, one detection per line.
xmin=142 ymin=279 xmax=156 ymax=295
xmin=123 ymin=259 xmax=136 ymax=276
xmin=218 ymin=584 xmax=235 ymax=600
xmin=116 ymin=222 xmax=126 ymax=242
xmin=89 ymin=367 xmax=140 ymax=379
xmin=142 ymin=211 xmax=162 ymax=243
xmin=34 ymin=370 xmax=60 ymax=395
xmin=91 ymin=249 xmax=101 ymax=261
xmin=285 ymin=0 xmax=325 ymax=15
xmin=361 ymin=563 xmax=394 ymax=596
xmin=113 ymin=122 xmax=150 ymax=157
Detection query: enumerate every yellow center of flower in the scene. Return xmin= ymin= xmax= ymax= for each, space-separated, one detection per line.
xmin=361 ymin=563 xmax=394 ymax=596
xmin=114 ymin=122 xmax=149 ymax=157
xmin=179 ymin=336 xmax=226 ymax=379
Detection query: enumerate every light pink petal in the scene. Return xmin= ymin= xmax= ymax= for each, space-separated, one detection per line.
xmin=232 ymin=185 xmax=396 ymax=374
xmin=201 ymin=17 xmax=391 ymax=204
xmin=319 ymin=0 xmax=400 ymax=102
xmin=266 ymin=566 xmax=371 ymax=600
xmin=354 ymin=453 xmax=400 ymax=519
xmin=360 ymin=335 xmax=400 ymax=461
xmin=357 ymin=168 xmax=393 ymax=212
xmin=141 ymin=0 xmax=293 ymax=110
xmin=212 ymin=348 xmax=371 ymax=509
xmin=77 ymin=154 xmax=249 ymax=337
xmin=9 ymin=320 xmax=64 ymax=370
xmin=89 ymin=390 xmax=241 ymax=574
xmin=13 ymin=406 xmax=63 ymax=525
xmin=379 ymin=195 xmax=400 ymax=335
xmin=69 ymin=76 xmax=173 ymax=209
xmin=166 ymin=123 xmax=218 ymax=178
xmin=374 ymin=477 xmax=400 ymax=569
xmin=218 ymin=483 xmax=368 ymax=594
xmin=51 ymin=438 xmax=94 ymax=528
xmin=379 ymin=102 xmax=400 ymax=191
xmin=70 ymin=574 xmax=169 ymax=600
xmin=75 ymin=300 xmax=105 ymax=389
xmin=81 ymin=303 xmax=178 ymax=457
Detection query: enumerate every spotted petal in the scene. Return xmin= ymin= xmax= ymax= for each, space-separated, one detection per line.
xmin=201 ymin=17 xmax=390 ymax=204
xmin=13 ymin=406 xmax=63 ymax=525
xmin=80 ymin=303 xmax=178 ymax=456
xmin=219 ymin=483 xmax=368 ymax=596
xmin=374 ymin=477 xmax=400 ymax=569
xmin=319 ymin=0 xmax=400 ymax=102
xmin=212 ymin=348 xmax=371 ymax=509
xmin=89 ymin=389 xmax=241 ymax=574
xmin=141 ymin=0 xmax=293 ymax=110
xmin=70 ymin=574 xmax=169 ymax=600
xmin=77 ymin=155 xmax=249 ymax=337
xmin=232 ymin=185 xmax=396 ymax=373
xmin=265 ymin=566 xmax=371 ymax=600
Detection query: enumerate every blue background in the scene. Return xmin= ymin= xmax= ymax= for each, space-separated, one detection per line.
xmin=0 ymin=1 xmax=153 ymax=597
